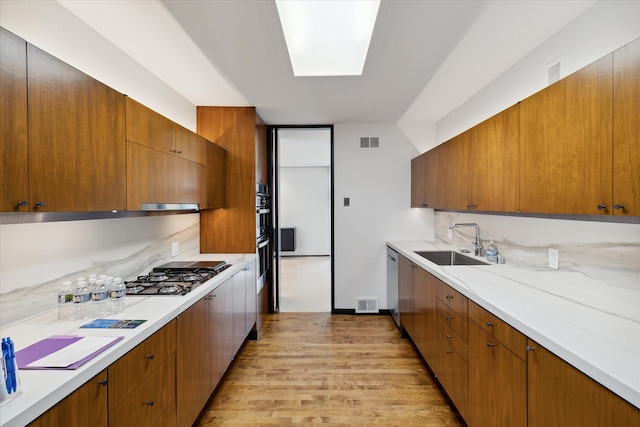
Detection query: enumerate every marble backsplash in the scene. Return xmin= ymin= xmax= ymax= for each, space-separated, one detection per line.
xmin=434 ymin=212 xmax=640 ymax=290
xmin=0 ymin=214 xmax=200 ymax=326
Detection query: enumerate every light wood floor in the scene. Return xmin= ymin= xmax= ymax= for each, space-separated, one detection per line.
xmin=196 ymin=313 xmax=462 ymax=426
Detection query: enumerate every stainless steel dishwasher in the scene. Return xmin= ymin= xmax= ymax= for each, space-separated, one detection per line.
xmin=387 ymin=246 xmax=400 ymax=327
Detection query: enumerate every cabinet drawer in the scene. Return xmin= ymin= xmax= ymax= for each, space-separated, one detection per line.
xmin=109 ymin=320 xmax=176 ymax=410
xmin=469 ymin=301 xmax=526 ymax=360
xmin=151 ymin=398 xmax=177 ymax=427
xmin=109 ymin=352 xmax=176 ymax=427
xmin=436 ymin=334 xmax=469 ymax=418
xmin=436 ymin=279 xmax=468 ymax=318
xmin=436 ymin=315 xmax=468 ymax=362
xmin=436 ymin=299 xmax=468 ymax=343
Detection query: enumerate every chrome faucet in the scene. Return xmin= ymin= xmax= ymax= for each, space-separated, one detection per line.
xmin=449 ymin=223 xmax=483 ymax=256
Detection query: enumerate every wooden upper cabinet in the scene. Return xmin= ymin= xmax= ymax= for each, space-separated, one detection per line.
xmin=175 ymin=123 xmax=207 ymax=165
xmin=256 ymin=117 xmax=268 ymax=185
xmin=613 ymin=37 xmax=640 ymax=216
xmin=519 ymin=54 xmax=613 ymax=215
xmin=126 ymin=97 xmax=175 ymax=155
xmin=27 ymin=44 xmax=126 ymax=212
xmin=471 ymin=105 xmax=520 ymax=212
xmin=205 ymin=140 xmax=227 ymax=209
xmin=411 ymin=145 xmax=444 ymax=209
xmin=440 ymin=133 xmax=472 ymax=210
xmin=0 ymin=27 xmax=29 ymax=212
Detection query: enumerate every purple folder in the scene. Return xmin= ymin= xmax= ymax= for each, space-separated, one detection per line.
xmin=15 ymin=335 xmax=124 ymax=370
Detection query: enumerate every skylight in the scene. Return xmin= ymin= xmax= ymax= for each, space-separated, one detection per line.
xmin=275 ymin=0 xmax=381 ymax=77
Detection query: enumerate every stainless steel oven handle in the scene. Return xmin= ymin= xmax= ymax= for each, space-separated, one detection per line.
xmin=257 ymin=238 xmax=270 ymax=249
xmin=256 ymin=208 xmax=270 ymax=214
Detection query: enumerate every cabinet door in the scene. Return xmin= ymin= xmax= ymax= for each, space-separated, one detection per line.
xmin=204 ymin=140 xmax=227 ymax=209
xmin=0 ymin=27 xmax=29 ymax=212
xmin=412 ymin=267 xmax=437 ymax=364
xmin=176 ymin=298 xmax=213 ymax=427
xmin=27 ymin=44 xmax=126 ymax=212
xmin=471 ymin=104 xmax=520 ymax=212
xmin=520 ymin=54 xmax=613 ymax=215
xmin=440 ymin=133 xmax=472 ymax=210
xmin=232 ymin=273 xmax=246 ymax=355
xmin=256 ymin=117 xmax=268 ymax=185
xmin=398 ymin=255 xmax=415 ymax=338
xmin=28 ymin=370 xmax=108 ymax=427
xmin=527 ymin=339 xmax=640 ymax=427
xmin=436 ymin=334 xmax=469 ymax=420
xmin=211 ymin=279 xmax=233 ymax=387
xmin=468 ymin=321 xmax=526 ymax=427
xmin=245 ymin=261 xmax=257 ymax=336
xmin=410 ymin=153 xmax=427 ymax=207
xmin=174 ymin=123 xmax=207 ymax=165
xmin=613 ymin=38 xmax=640 ymax=216
xmin=126 ymin=97 xmax=174 ymax=155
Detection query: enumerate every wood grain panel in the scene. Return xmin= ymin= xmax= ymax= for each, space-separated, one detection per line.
xmin=436 ymin=334 xmax=469 ymax=421
xmin=527 ymin=339 xmax=640 ymax=427
xmin=398 ymin=255 xmax=415 ymax=338
xmin=198 ymin=107 xmax=258 ymax=253
xmin=435 ymin=279 xmax=468 ymax=318
xmin=468 ymin=300 xmax=526 ymax=360
xmin=613 ymin=37 xmax=640 ymax=216
xmin=0 ymin=27 xmax=29 ymax=212
xmin=125 ymin=97 xmax=174 ymax=155
xmin=519 ymin=54 xmax=613 ymax=215
xmin=411 ymin=154 xmax=427 ymax=207
xmin=436 ymin=299 xmax=468 ymax=346
xmin=472 ymin=104 xmax=520 ymax=212
xmin=27 ymin=44 xmax=126 ymax=212
xmin=109 ymin=353 xmax=176 ymax=427
xmin=108 ymin=320 xmax=176 ymax=411
xmin=440 ymin=134 xmax=472 ymax=210
xmin=204 ymin=140 xmax=227 ymax=209
xmin=413 ymin=267 xmax=438 ymax=364
xmin=174 ymin=123 xmax=207 ymax=165
xmin=28 ymin=370 xmax=108 ymax=427
xmin=468 ymin=322 xmax=527 ymax=427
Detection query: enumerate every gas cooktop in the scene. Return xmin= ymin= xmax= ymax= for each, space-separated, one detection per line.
xmin=125 ymin=261 xmax=229 ymax=296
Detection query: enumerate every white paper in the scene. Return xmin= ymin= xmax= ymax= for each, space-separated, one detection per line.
xmin=26 ymin=336 xmax=119 ymax=368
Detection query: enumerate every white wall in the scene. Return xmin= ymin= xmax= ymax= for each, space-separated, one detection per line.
xmin=436 ymin=0 xmax=640 ymax=143
xmin=333 ymin=124 xmax=433 ymax=310
xmin=280 ymin=167 xmax=331 ymax=256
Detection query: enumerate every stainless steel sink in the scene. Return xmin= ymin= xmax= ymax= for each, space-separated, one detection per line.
xmin=415 ymin=251 xmax=489 ymax=266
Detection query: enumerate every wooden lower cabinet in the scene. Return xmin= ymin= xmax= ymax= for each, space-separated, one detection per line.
xmin=398 ymin=255 xmax=415 ymax=338
xmin=412 ymin=267 xmax=437 ymax=363
xmin=27 ymin=370 xmax=108 ymax=427
xmin=468 ymin=317 xmax=526 ymax=426
xmin=527 ymin=339 xmax=640 ymax=427
xmin=109 ymin=321 xmax=177 ymax=427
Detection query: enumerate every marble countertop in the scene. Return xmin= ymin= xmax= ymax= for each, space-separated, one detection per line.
xmin=0 ymin=254 xmax=256 ymax=427
xmin=387 ymin=240 xmax=640 ymax=410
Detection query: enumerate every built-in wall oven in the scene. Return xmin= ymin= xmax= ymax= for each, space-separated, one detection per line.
xmin=256 ymin=183 xmax=271 ymax=292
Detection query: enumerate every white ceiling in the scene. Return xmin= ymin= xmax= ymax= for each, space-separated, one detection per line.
xmin=59 ymin=0 xmax=597 ymax=125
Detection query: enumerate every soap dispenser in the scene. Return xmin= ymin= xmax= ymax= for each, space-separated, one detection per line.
xmin=486 ymin=239 xmax=499 ymax=263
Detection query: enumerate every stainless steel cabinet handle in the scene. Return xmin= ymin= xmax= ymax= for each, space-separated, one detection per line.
xmin=487 ymin=342 xmax=495 ymax=348
xmin=446 ymin=315 xmax=453 ymax=320
xmin=446 ymin=334 xmax=453 ymax=339
xmin=146 ymin=401 xmax=155 ymax=407
xmin=35 ymin=201 xmax=46 ymax=207
xmin=445 ymin=349 xmax=453 ymax=354
xmin=615 ymin=204 xmax=625 ymax=210
xmin=597 ymin=204 xmax=607 ymax=210
xmin=16 ymin=201 xmax=27 ymax=207
xmin=177 ymin=150 xmax=182 ymax=155
xmin=146 ymin=353 xmax=155 ymax=360
xmin=526 ymin=345 xmax=536 ymax=352
xmin=98 ymin=379 xmax=108 ymax=386
xmin=486 ymin=321 xmax=494 ymax=327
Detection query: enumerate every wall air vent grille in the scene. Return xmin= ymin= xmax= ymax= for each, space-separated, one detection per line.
xmin=355 ymin=297 xmax=379 ymax=313
xmin=359 ymin=137 xmax=380 ymax=149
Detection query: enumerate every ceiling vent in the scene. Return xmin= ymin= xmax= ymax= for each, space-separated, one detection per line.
xmin=355 ymin=297 xmax=379 ymax=314
xmin=359 ymin=137 xmax=380 ymax=149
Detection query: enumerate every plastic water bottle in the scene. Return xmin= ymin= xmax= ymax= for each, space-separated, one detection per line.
xmin=109 ymin=277 xmax=126 ymax=314
xmin=90 ymin=279 xmax=110 ymax=318
xmin=73 ymin=280 xmax=91 ymax=320
xmin=57 ymin=281 xmax=74 ymax=321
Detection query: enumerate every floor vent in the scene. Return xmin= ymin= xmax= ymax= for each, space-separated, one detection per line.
xmin=355 ymin=297 xmax=379 ymax=314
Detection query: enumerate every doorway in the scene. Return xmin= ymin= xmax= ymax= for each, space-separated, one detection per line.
xmin=270 ymin=126 xmax=333 ymax=313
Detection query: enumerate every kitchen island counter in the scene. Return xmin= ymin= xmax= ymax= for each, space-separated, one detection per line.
xmin=387 ymin=240 xmax=639 ymax=410
xmin=0 ymin=253 xmax=255 ymax=427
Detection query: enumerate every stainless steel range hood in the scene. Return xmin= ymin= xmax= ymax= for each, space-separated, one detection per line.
xmin=141 ymin=203 xmax=200 ymax=211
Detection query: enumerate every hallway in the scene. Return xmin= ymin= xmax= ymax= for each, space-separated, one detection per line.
xmin=196 ymin=313 xmax=461 ymax=426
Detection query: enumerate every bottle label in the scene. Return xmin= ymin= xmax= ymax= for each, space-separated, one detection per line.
xmin=58 ymin=294 xmax=74 ymax=304
xmin=91 ymin=290 xmax=109 ymax=302
xmin=73 ymin=294 xmax=91 ymax=304
xmin=109 ymin=289 xmax=126 ymax=299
